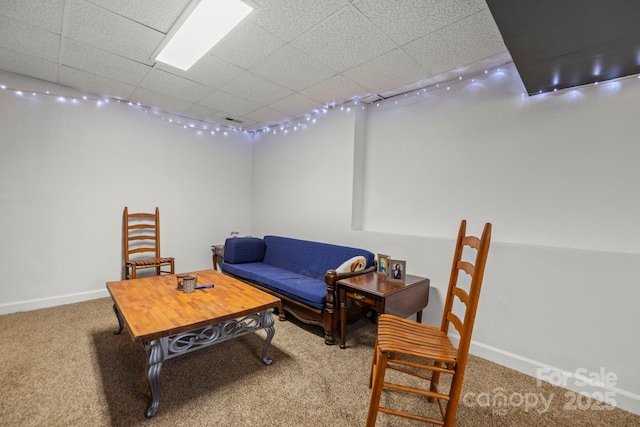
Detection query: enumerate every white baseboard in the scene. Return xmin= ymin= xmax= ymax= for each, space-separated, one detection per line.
xmin=0 ymin=289 xmax=110 ymax=315
xmin=463 ymin=337 xmax=640 ymax=416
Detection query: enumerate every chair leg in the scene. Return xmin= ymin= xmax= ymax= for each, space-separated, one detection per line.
xmin=366 ymin=347 xmax=387 ymax=427
xmin=369 ymin=338 xmax=378 ymax=388
xmin=429 ymin=363 xmax=442 ymax=403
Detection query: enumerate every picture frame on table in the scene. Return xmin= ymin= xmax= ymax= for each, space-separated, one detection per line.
xmin=388 ymin=259 xmax=406 ymax=282
xmin=377 ymin=254 xmax=390 ymax=275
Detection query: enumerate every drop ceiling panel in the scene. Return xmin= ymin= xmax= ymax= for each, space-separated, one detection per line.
xmin=220 ymin=71 xmax=292 ymax=105
xmin=59 ymin=66 xmax=136 ymax=100
xmin=85 ymin=0 xmax=189 ymax=33
xmin=139 ymin=68 xmax=212 ymax=104
xmin=156 ymin=55 xmax=243 ymax=90
xmin=0 ymin=47 xmax=58 ymax=83
xmin=0 ymin=15 xmax=60 ymax=63
xmin=300 ymin=75 xmax=368 ymax=105
xmin=249 ymin=45 xmax=336 ymax=91
xmin=210 ymin=111 xmax=258 ymax=129
xmin=249 ymin=0 xmax=346 ymax=42
xmin=198 ymin=90 xmax=261 ymax=117
xmin=65 ymin=0 xmax=164 ymax=65
xmin=210 ymin=21 xmax=285 ymax=70
xmin=129 ymin=87 xmax=194 ymax=114
xmin=244 ymin=106 xmax=295 ymax=126
xmin=0 ymin=0 xmax=65 ymax=34
xmin=350 ymin=0 xmax=488 ymax=46
xmin=404 ymin=9 xmax=506 ymax=75
xmin=343 ymin=48 xmax=429 ymax=94
xmin=291 ymin=6 xmax=397 ymax=73
xmin=268 ymin=93 xmax=324 ymax=117
xmin=182 ymin=104 xmax=219 ymax=121
xmin=62 ymin=38 xmax=150 ymax=86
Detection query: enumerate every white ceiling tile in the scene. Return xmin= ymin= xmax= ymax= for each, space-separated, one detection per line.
xmin=378 ymin=75 xmax=440 ymax=98
xmin=207 ymin=111 xmax=256 ymax=129
xmin=129 ymin=87 xmax=194 ymax=113
xmin=211 ymin=113 xmax=259 ymax=130
xmin=0 ymin=47 xmax=58 ymax=82
xmin=250 ymin=0 xmax=346 ymax=42
xmin=0 ymin=0 xmax=65 ymax=34
xmin=156 ymin=55 xmax=243 ymax=89
xmin=404 ymin=9 xmax=507 ymax=75
xmin=268 ymin=93 xmax=325 ymax=117
xmin=291 ymin=6 xmax=397 ymax=73
xmin=0 ymin=15 xmax=59 ymax=63
xmin=198 ymin=91 xmax=261 ymax=117
xmin=62 ymin=38 xmax=151 ymax=85
xmin=59 ymin=66 xmax=136 ymax=100
xmin=65 ymin=0 xmax=163 ymax=65
xmin=139 ymin=68 xmax=213 ymax=103
xmin=350 ymin=0 xmax=488 ymax=45
xmin=300 ymin=75 xmax=369 ymax=106
xmin=342 ymin=49 xmax=429 ymax=94
xmin=210 ymin=21 xmax=285 ymax=70
xmin=244 ymin=106 xmax=295 ymax=126
xmin=182 ymin=104 xmax=219 ymax=121
xmin=84 ymin=0 xmax=189 ymax=33
xmin=249 ymin=45 xmax=336 ymax=91
xmin=221 ymin=72 xmax=292 ymax=105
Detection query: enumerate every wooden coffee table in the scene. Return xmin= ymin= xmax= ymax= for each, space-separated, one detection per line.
xmin=338 ymin=272 xmax=430 ymax=349
xmin=107 ymin=269 xmax=281 ymax=417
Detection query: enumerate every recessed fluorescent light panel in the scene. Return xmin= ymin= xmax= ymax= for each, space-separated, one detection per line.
xmin=154 ymin=0 xmax=253 ymax=71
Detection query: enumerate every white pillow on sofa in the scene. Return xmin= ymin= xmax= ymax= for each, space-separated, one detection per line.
xmin=335 ymin=256 xmax=366 ymax=273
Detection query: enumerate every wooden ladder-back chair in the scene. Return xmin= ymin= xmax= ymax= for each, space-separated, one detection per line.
xmin=366 ymin=220 xmax=492 ymax=426
xmin=123 ymin=207 xmax=175 ymax=280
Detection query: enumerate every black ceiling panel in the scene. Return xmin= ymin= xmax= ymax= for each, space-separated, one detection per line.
xmin=486 ymin=0 xmax=640 ymax=95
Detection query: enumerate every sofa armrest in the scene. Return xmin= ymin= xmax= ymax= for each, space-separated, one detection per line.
xmin=324 ymin=265 xmax=376 ymax=286
xmin=223 ymin=237 xmax=266 ymax=264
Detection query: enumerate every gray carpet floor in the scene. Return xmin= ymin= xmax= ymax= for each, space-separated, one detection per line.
xmin=0 ymin=297 xmax=638 ymax=426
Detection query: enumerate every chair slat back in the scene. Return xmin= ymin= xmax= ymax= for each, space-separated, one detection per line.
xmin=123 ymin=207 xmax=162 ymax=262
xmin=440 ymin=220 xmax=492 ymax=359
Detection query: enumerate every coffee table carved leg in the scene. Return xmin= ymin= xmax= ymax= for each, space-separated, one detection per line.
xmin=261 ymin=310 xmax=275 ymax=365
xmin=146 ymin=339 xmax=164 ymax=418
xmin=112 ymin=304 xmax=124 ymax=335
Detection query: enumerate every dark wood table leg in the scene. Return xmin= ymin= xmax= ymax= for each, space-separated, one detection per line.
xmin=339 ymin=287 xmax=347 ymax=349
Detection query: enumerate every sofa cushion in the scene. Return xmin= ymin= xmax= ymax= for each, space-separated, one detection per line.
xmin=223 ymin=237 xmax=266 ymax=264
xmin=222 ymin=262 xmax=327 ymax=310
xmin=262 ymin=236 xmax=374 ymax=280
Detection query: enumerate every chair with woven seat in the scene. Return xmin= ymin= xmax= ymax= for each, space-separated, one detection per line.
xmin=122 ymin=207 xmax=175 ymax=280
xmin=366 ymin=220 xmax=491 ymax=426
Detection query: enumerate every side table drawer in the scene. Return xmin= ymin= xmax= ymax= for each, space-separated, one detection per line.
xmin=346 ymin=289 xmax=375 ymax=306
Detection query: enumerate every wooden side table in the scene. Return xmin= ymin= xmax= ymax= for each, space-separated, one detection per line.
xmin=211 ymin=245 xmax=224 ymax=271
xmin=337 ymin=272 xmax=430 ymax=349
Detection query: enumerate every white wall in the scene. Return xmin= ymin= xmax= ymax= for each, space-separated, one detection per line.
xmin=0 ymin=70 xmax=254 ymax=312
xmin=250 ymin=64 xmax=640 ymax=414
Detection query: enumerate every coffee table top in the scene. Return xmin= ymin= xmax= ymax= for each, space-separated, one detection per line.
xmin=337 ymin=272 xmax=430 ymax=297
xmin=107 ymin=269 xmax=280 ymax=342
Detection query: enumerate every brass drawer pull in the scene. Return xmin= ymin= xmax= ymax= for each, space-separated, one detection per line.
xmin=353 ymin=292 xmax=367 ymax=301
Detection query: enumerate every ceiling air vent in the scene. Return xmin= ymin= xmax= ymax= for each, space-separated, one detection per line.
xmin=224 ymin=117 xmax=244 ymax=124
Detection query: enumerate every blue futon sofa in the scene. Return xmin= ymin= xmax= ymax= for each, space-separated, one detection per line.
xmin=221 ymin=235 xmax=375 ymax=345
